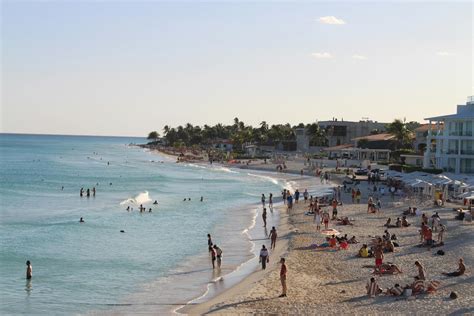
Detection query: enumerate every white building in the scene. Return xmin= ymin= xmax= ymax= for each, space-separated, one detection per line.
xmin=424 ymin=97 xmax=474 ymax=174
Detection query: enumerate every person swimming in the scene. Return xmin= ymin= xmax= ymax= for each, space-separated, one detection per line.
xmin=79 ymin=217 xmax=84 ymax=223
xmin=200 ymin=196 xmax=204 ymax=202
xmin=26 ymin=261 xmax=32 ymax=279
xmin=153 ymin=200 xmax=158 ymax=205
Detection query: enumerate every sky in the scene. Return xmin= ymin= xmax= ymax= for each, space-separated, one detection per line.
xmin=1 ymin=1 xmax=472 ymax=137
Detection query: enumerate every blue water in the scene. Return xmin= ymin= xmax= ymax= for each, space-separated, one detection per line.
xmin=0 ymin=134 xmax=285 ymax=315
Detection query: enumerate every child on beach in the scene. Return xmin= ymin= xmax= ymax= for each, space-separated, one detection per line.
xmin=214 ymin=245 xmax=223 ymax=268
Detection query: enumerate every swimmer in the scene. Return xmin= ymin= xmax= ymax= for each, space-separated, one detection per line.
xmin=188 ymin=198 xmax=191 ymax=201
xmin=26 ymin=261 xmax=32 ymax=279
xmin=200 ymin=196 xmax=204 ymax=202
xmin=79 ymin=217 xmax=84 ymax=223
xmin=153 ymin=200 xmax=158 ymax=205
xmin=148 ymin=208 xmax=152 ymax=213
xmin=126 ymin=206 xmax=130 ymax=211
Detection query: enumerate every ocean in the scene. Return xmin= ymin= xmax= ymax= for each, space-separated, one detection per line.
xmin=0 ymin=134 xmax=329 ymax=315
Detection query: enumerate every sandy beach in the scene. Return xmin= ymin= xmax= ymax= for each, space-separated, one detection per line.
xmin=183 ymin=162 xmax=474 ymax=315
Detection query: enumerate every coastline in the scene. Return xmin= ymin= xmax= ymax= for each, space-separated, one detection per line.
xmin=179 ymin=171 xmax=334 ymax=315
xmin=186 ymin=174 xmax=473 ymax=315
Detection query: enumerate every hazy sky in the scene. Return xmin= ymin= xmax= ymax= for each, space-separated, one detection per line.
xmin=1 ymin=1 xmax=472 ymax=137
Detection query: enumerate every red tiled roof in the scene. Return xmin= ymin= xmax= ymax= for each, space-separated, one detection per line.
xmin=414 ymin=123 xmax=444 ymax=132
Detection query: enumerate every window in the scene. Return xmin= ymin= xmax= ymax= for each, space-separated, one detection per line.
xmin=461 ymin=159 xmax=474 ymax=174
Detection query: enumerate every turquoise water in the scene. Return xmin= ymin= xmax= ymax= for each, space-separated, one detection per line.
xmin=0 ymin=134 xmax=286 ymax=314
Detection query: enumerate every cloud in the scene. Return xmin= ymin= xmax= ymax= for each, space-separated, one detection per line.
xmin=352 ymin=55 xmax=368 ymax=60
xmin=436 ymin=51 xmax=455 ymax=57
xmin=318 ymin=16 xmax=346 ymax=25
xmin=311 ymin=52 xmax=333 ymax=59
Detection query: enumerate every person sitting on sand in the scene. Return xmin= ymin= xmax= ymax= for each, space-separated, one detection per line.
xmin=348 ymin=236 xmax=358 ymax=244
xmin=337 ymin=217 xmax=353 ymax=226
xmin=402 ymin=216 xmax=410 ymax=227
xmin=366 ymin=277 xmax=382 ymax=298
xmin=414 ymin=261 xmax=426 ymax=280
xmin=328 ymin=235 xmax=338 ymax=248
xmin=386 ymin=283 xmax=404 ymax=296
xmin=442 ymin=258 xmax=466 ymax=277
xmin=384 ymin=240 xmax=395 ymax=253
xmin=395 ymin=217 xmax=402 ymax=227
xmin=359 ymin=244 xmax=370 ymax=257
xmin=384 ymin=217 xmax=396 ymax=228
xmin=378 ymin=263 xmax=402 ymax=275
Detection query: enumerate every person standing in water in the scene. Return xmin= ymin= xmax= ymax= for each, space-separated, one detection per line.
xmin=261 ymin=194 xmax=266 ymax=207
xmin=269 ymin=226 xmax=277 ymax=249
xmin=92 ymin=187 xmax=96 ymax=197
xmin=86 ymin=188 xmax=90 ymax=197
xmin=214 ymin=244 xmax=223 ymax=268
xmin=210 ymin=245 xmax=217 ymax=269
xmin=207 ymin=234 xmax=213 ymax=253
xmin=26 ymin=261 xmax=32 ymax=279
xmin=80 ymin=188 xmax=84 ymax=197
xmin=262 ymin=208 xmax=267 ymax=227
xmin=269 ymin=193 xmax=273 ymax=210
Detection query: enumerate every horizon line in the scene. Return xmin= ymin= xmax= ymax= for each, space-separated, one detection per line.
xmin=0 ymin=132 xmax=145 ymax=139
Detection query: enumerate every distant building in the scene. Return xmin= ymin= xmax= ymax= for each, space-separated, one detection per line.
xmin=212 ymin=139 xmax=233 ymax=152
xmin=352 ymin=133 xmax=397 ymax=150
xmin=317 ymin=119 xmax=387 ymax=147
xmin=424 ymin=96 xmax=474 ymax=174
xmin=294 ymin=128 xmax=309 ymax=152
xmin=413 ymin=124 xmax=444 ymax=154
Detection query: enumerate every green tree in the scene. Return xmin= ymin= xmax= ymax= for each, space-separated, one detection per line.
xmin=386 ymin=119 xmax=412 ymax=149
xmin=147 ymin=131 xmax=160 ymax=142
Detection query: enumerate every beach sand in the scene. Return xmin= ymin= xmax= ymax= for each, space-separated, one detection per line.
xmin=184 ymin=171 xmax=474 ymax=315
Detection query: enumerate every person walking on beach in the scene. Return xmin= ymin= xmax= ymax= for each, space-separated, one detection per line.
xmin=287 ymin=194 xmax=293 ymax=211
xmin=259 ymin=245 xmax=269 ymax=270
xmin=294 ymin=189 xmax=300 ymax=204
xmin=269 ymin=193 xmax=273 ymax=210
xmin=303 ymin=189 xmax=309 ymax=203
xmin=26 ymin=260 xmax=32 ymax=279
xmin=269 ymin=226 xmax=277 ymax=249
xmin=214 ymin=245 xmax=223 ymax=268
xmin=262 ymin=208 xmax=267 ymax=227
xmin=282 ymin=190 xmax=287 ymax=205
xmin=279 ymin=258 xmax=287 ymax=297
xmin=261 ymin=194 xmax=266 ymax=207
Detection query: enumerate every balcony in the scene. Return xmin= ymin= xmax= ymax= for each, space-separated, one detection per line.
xmin=461 ymin=150 xmax=474 ymax=155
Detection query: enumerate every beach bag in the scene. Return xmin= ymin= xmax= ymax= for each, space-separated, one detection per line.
xmin=436 ymin=250 xmax=445 ymax=256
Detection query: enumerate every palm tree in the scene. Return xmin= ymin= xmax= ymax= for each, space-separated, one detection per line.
xmin=386 ymin=119 xmax=412 ymax=149
xmin=147 ymin=131 xmax=160 ymax=142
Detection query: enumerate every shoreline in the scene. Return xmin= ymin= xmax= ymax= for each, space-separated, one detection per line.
xmin=179 ymin=172 xmax=335 ymax=315
xmin=187 ymin=174 xmax=473 ymax=314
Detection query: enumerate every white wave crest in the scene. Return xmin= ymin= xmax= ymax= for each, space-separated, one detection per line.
xmin=246 ymin=173 xmax=279 ymax=185
xmin=120 ymin=191 xmax=152 ymax=205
